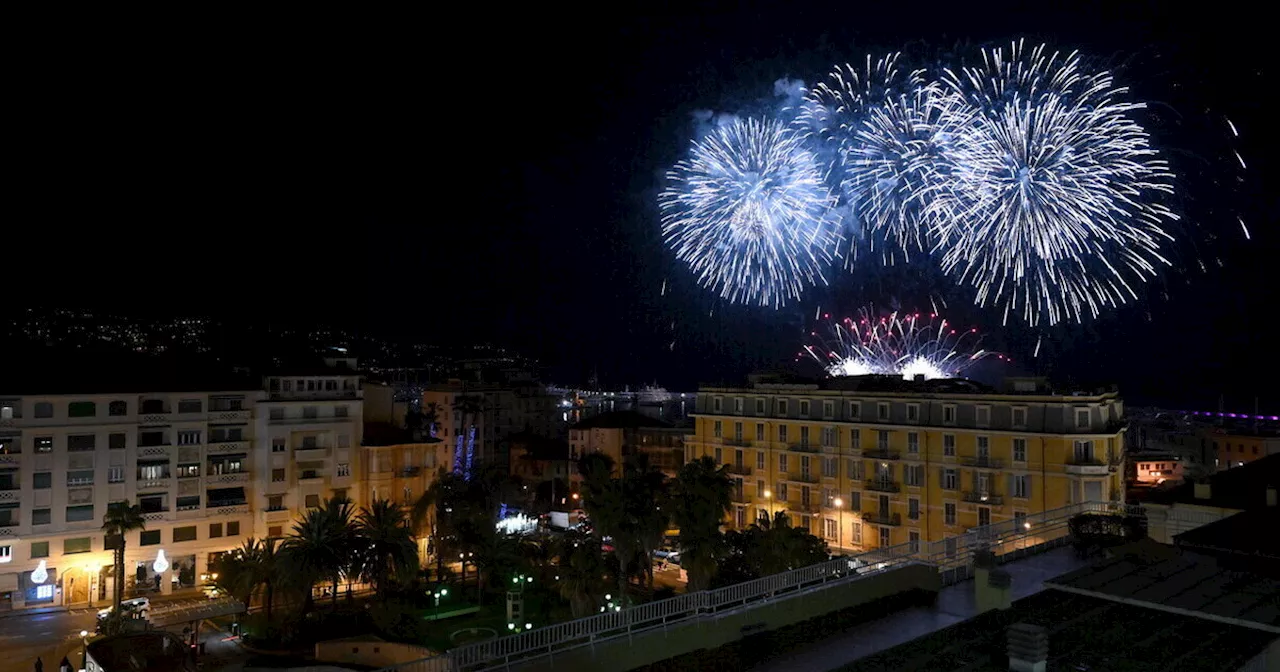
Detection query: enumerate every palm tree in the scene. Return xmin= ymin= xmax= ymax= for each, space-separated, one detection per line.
xmin=451 ymin=394 xmax=484 ymax=473
xmin=423 ymin=402 xmax=442 ymax=438
xmin=212 ymin=539 xmax=261 ymax=609
xmin=357 ymin=499 xmax=419 ymax=599
xmin=628 ymin=455 xmax=670 ymax=595
xmin=284 ymin=498 xmax=355 ymax=614
xmin=256 ymin=537 xmax=282 ymax=621
xmin=102 ymin=501 xmax=145 ymax=613
xmin=669 ymin=456 xmax=733 ymax=591
xmin=412 ymin=467 xmax=468 ymax=579
xmin=322 ymin=497 xmax=357 ymax=609
xmin=555 ymin=529 xmax=607 ymax=618
xmin=577 ymin=452 xmax=647 ymax=606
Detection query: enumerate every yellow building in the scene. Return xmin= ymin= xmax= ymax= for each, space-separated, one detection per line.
xmin=687 ymin=376 xmax=1126 ymax=552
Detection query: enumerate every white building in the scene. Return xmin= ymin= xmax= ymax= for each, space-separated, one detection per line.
xmin=0 ymin=358 xmax=364 ymax=612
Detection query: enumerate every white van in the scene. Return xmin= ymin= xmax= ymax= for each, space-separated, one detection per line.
xmin=97 ymin=596 xmax=151 ymax=622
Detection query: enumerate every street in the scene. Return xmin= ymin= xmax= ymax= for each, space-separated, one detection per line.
xmin=0 ymin=608 xmax=98 ymax=672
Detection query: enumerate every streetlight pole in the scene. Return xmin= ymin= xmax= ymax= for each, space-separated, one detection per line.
xmin=80 ymin=630 xmax=89 ymax=670
xmin=763 ymin=489 xmax=773 ymax=522
xmin=833 ymin=498 xmax=844 ymax=553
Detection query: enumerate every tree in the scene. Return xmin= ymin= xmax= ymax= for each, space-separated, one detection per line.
xmin=412 ymin=467 xmax=470 ymax=580
xmin=669 ymin=456 xmax=733 ymax=591
xmin=629 ymin=455 xmax=670 ymax=595
xmin=554 ymin=529 xmax=608 ymax=618
xmin=212 ymin=539 xmax=261 ymax=609
xmin=423 ymin=402 xmax=442 ymax=437
xmin=284 ymin=498 xmax=355 ymax=613
xmin=357 ymin=499 xmax=419 ymax=599
xmin=712 ymin=513 xmax=829 ymax=588
xmin=101 ymin=501 xmax=146 ymax=613
xmin=576 ymin=452 xmax=669 ymax=605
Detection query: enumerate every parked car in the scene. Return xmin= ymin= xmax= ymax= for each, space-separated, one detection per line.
xmin=96 ymin=597 xmax=151 ymax=630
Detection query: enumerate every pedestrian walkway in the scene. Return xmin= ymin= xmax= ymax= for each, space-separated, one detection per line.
xmin=747 ymin=546 xmax=1090 ymax=672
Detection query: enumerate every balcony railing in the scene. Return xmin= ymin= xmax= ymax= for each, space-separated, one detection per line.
xmin=401 ymin=466 xmax=422 ymax=477
xmin=299 ymin=471 xmax=324 ymax=482
xmin=961 ymin=456 xmax=1005 ymax=469
xmin=864 ymin=448 xmax=901 ymax=461
xmin=786 ymin=502 xmax=822 ymax=515
xmin=962 ymin=491 xmax=1004 ymax=505
xmin=207 ymin=472 xmax=250 ymax=484
xmin=864 ymin=479 xmax=901 ymax=493
xmin=783 ymin=472 xmax=821 ymax=484
xmin=730 ymin=490 xmax=751 ymax=504
xmin=295 ymin=447 xmax=329 ymax=460
xmin=723 ymin=438 xmax=751 ymax=447
xmin=138 ymin=445 xmax=172 ymax=458
xmin=207 ymin=440 xmax=249 ymax=454
xmin=139 ymin=412 xmax=171 ymax=424
xmin=725 ymin=464 xmax=752 ymax=476
xmin=862 ymin=511 xmax=902 ymax=526
xmin=1065 ymin=454 xmax=1105 ymax=466
xmin=137 ymin=477 xmax=171 ymax=490
xmin=788 ymin=442 xmax=821 ymax=454
xmin=212 ymin=503 xmax=250 ymax=516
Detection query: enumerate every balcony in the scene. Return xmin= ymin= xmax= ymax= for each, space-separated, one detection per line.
xmin=862 ymin=511 xmax=902 ymax=526
xmin=298 ymin=471 xmax=324 ymax=483
xmin=961 ymin=456 xmax=1005 ymax=469
xmin=962 ymin=491 xmax=1004 ymax=506
xmin=208 ymin=409 xmax=251 ymax=422
xmin=864 ymin=479 xmax=901 ymax=493
xmin=783 ymin=472 xmax=821 ymax=484
xmin=730 ymin=490 xmax=752 ymax=504
xmin=725 ymin=464 xmax=753 ymax=476
xmin=137 ymin=478 xmax=172 ymax=491
xmin=294 ymin=447 xmax=329 ymax=461
xmin=788 ymin=442 xmax=821 ymax=454
xmin=864 ymin=448 xmax=901 ymax=461
xmin=787 ymin=502 xmax=822 ymax=515
xmin=207 ymin=440 xmax=249 ymax=455
xmin=139 ymin=412 xmax=171 ymax=424
xmin=206 ymin=472 xmax=250 ymax=485
xmin=262 ymin=509 xmax=291 ymax=524
xmin=211 ymin=503 xmax=250 ymax=516
xmin=137 ymin=445 xmax=172 ymax=459
xmin=1065 ymin=456 xmax=1110 ymax=475
xmin=270 ymin=415 xmax=351 ymax=426
xmin=723 ymin=438 xmax=751 ymax=447
xmin=141 ymin=510 xmax=173 ymax=522
xmin=401 ymin=466 xmax=422 ymax=477
xmin=0 ymin=490 xmax=18 ymax=501
xmin=0 ymin=453 xmax=19 ymax=466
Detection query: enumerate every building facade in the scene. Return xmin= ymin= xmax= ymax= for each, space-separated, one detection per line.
xmin=686 ymin=377 xmax=1127 ymax=552
xmin=423 ymin=379 xmax=561 ymax=474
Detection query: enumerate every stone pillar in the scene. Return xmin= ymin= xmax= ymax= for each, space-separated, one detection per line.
xmin=1007 ymin=623 xmax=1048 ymax=672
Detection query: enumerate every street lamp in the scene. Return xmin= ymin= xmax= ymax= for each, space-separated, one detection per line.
xmin=762 ymin=489 xmax=773 ymax=521
xmin=833 ymin=498 xmax=844 ymax=551
xmin=80 ymin=630 xmax=89 ymax=670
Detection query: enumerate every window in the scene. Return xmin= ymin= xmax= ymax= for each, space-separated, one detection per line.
xmin=178 ymin=399 xmax=203 ymax=414
xmin=138 ymin=463 xmax=168 ymax=480
xmin=756 ymin=479 xmax=765 ymax=496
xmin=177 ymin=430 xmax=202 ymax=445
xmin=778 ymin=400 xmax=788 ymax=415
xmin=907 ymin=404 xmax=919 ymax=422
xmin=267 ymin=496 xmax=284 ymax=511
xmin=800 ymin=426 xmax=810 ymax=447
xmin=1012 ymin=474 xmax=1031 ymax=499
xmin=302 ymin=406 xmax=318 ymax=420
xmin=1013 ymin=438 xmax=1027 ymax=462
xmin=33 ymin=472 xmax=51 ymax=489
xmin=944 ymin=502 xmax=957 ymax=525
xmin=943 ymin=405 xmax=956 ymax=425
xmin=733 ymin=422 xmax=743 ymax=441
xmin=824 ymin=518 xmax=838 ymax=540
xmin=942 ymin=468 xmax=958 ymax=490
xmin=713 ymin=420 xmax=722 ymax=438
xmin=34 ymin=436 xmax=53 ymax=453
xmin=847 ymin=459 xmax=863 ymax=481
xmin=68 ymin=401 xmax=96 ymax=418
xmin=64 ymin=537 xmax=92 ymax=554
xmin=269 ymin=408 xmax=284 ymax=421
xmin=108 ymin=401 xmax=128 ymax=416
xmin=176 ymin=496 xmax=200 ymax=510
xmin=1014 ymin=510 xmax=1028 ymax=530
xmin=778 ymin=483 xmax=788 ymax=501
xmin=0 ymin=545 xmax=9 ymax=563
xmin=908 ymin=498 xmax=920 ymax=520
xmin=227 ymin=521 xmax=240 ymax=536
xmin=139 ymin=431 xmax=166 ymax=447
xmin=66 ymin=505 xmax=95 ymax=522
xmin=904 ymin=464 xmax=923 ymax=486
xmin=337 ymin=463 xmax=350 ymax=477
xmin=822 ymin=457 xmax=837 ymax=477
xmin=909 ymin=530 xmax=920 ymax=554
xmin=173 ymin=526 xmax=198 ymax=542
xmin=778 ymin=425 xmax=788 ymax=443
xmin=978 ymin=507 xmax=991 ymax=526
xmin=943 ymin=434 xmax=956 ymax=456
xmin=1075 ymin=408 xmax=1090 ymax=429
xmin=106 ymin=466 xmax=124 ymax=484
xmin=713 ymin=397 xmax=723 ymax=413
xmin=1012 ymin=407 xmax=1027 ymax=428
xmin=756 ymin=451 xmax=765 ymax=470
xmin=714 ymin=447 xmax=723 ymax=464
xmin=821 ymin=426 xmax=836 ymax=446
xmin=34 ymin=402 xmax=53 ymax=418
xmin=877 ymin=402 xmax=889 ymax=421
xmin=779 ymin=453 xmax=788 ymax=473
xmin=877 ymin=430 xmax=889 ymax=452
xmin=945 ymin=537 xmax=957 ymax=558
xmin=268 ymin=526 xmax=283 ymax=538
xmin=31 ymin=541 xmax=50 ymax=558
xmin=850 ymin=491 xmax=861 ymax=512
xmin=271 ymin=468 xmax=286 ymax=482
xmin=67 ymin=470 xmax=94 ymax=486
xmin=336 ymin=406 xmax=350 ymax=418
xmin=879 ymin=527 xmax=890 ymax=548
xmin=907 ymin=432 xmax=919 ymax=454
xmin=976 ymin=405 xmax=990 ymax=427
xmin=1073 ymin=440 xmax=1094 ymax=463
xmin=799 ymin=400 xmax=810 ymax=417
xmin=177 ymin=464 xmax=200 ymax=478
xmin=209 ymin=523 xmax=223 ymax=538
xmin=848 ymin=402 xmax=860 ymax=420
xmin=822 ymin=400 xmax=834 ymax=419
xmin=140 ymin=399 xmax=166 ymax=414
xmin=755 ymin=423 xmax=765 ymax=441
xmin=271 ymin=438 xmax=286 ymax=453
xmin=305 ymin=494 xmax=321 ymax=508
xmin=109 ymin=433 xmax=127 ymax=449
xmin=852 ymin=521 xmax=862 ymax=544
xmin=851 ymin=428 xmax=860 ymax=450
xmin=977 ymin=436 xmax=990 ymax=459
xmin=755 ymin=398 xmax=765 ymax=414
xmin=67 ymin=434 xmax=96 ymax=451
xmin=733 ymin=397 xmax=744 ymax=414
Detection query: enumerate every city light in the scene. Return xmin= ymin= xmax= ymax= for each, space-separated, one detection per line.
xmin=153 ymin=549 xmax=169 ymax=574
xmin=31 ymin=560 xmax=48 ymax=584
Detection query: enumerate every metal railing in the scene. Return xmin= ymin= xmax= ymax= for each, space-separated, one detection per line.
xmin=962 ymin=491 xmax=1004 ymax=505
xmin=961 ymin=456 xmax=1005 ymax=469
xmin=864 ymin=448 xmax=901 ymax=460
xmin=380 ymin=500 xmax=1142 ymax=672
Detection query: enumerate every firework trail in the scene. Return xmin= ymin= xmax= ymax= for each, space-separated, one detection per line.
xmin=660 ymin=117 xmax=842 ymax=307
xmin=933 ymin=40 xmax=1179 ymax=326
xmin=799 ymin=307 xmax=1004 ymax=380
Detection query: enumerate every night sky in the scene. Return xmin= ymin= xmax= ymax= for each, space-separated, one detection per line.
xmin=17 ymin=3 xmax=1274 ymax=410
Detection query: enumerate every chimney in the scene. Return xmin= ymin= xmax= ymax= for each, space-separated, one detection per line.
xmin=1007 ymin=623 xmax=1048 ymax=672
xmin=1194 ymin=482 xmax=1212 ymax=500
xmin=1267 ymin=487 xmax=1277 ymax=508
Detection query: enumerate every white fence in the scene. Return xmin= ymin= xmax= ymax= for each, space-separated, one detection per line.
xmin=381 ymin=500 xmax=1143 ymax=672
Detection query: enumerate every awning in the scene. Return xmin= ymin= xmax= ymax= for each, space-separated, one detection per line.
xmin=0 ymin=573 xmax=18 ymax=592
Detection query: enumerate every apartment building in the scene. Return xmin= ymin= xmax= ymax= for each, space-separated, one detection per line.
xmin=257 ymin=361 xmax=364 ymax=539
xmin=568 ymin=411 xmax=687 ymax=478
xmin=0 ymin=386 xmax=260 ymax=611
xmin=423 ymin=379 xmax=560 ymax=474
xmin=686 ymin=375 xmax=1126 ymax=552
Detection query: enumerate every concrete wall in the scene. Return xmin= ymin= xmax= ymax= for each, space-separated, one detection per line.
xmin=512 ymin=563 xmax=941 ymax=672
xmin=315 ymin=638 xmax=434 ymax=669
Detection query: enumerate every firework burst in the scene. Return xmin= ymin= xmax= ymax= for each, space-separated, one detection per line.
xmin=799 ymin=308 xmax=1003 ymax=380
xmin=934 ymin=40 xmax=1179 ymax=326
xmin=659 ymin=117 xmax=842 ymax=307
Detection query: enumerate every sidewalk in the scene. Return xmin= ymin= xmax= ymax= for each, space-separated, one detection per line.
xmin=0 ymin=588 xmax=206 ymax=620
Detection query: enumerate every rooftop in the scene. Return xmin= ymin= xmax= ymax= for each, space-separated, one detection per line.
xmin=707 ymin=374 xmax=1121 ymax=400
xmin=1146 ymin=453 xmax=1280 ymax=510
xmin=571 ymin=410 xmax=674 ymax=430
xmin=1174 ymin=506 xmax=1280 ymax=562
